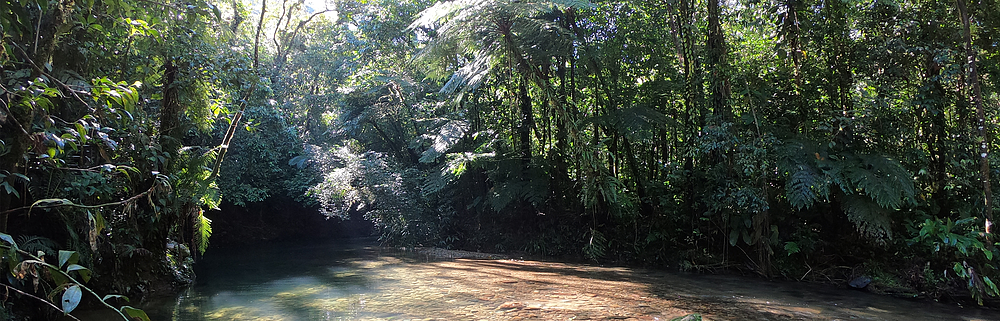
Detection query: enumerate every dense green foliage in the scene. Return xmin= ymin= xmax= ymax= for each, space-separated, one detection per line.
xmin=294 ymin=0 xmax=1000 ymax=304
xmin=3 ymin=0 xmax=1000 ymax=317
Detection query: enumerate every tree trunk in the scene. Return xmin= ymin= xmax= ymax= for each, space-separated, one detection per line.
xmin=825 ymin=0 xmax=853 ymax=114
xmin=922 ymin=54 xmax=949 ymax=216
xmin=706 ymin=0 xmax=730 ymax=121
xmin=518 ymin=80 xmax=533 ymax=163
xmin=159 ymin=59 xmax=182 ymax=166
xmin=783 ymin=0 xmax=803 ymax=89
xmin=956 ymin=0 xmax=993 ymax=229
xmin=32 ymin=0 xmax=75 ymax=71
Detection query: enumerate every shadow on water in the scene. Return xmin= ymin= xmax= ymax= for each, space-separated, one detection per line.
xmin=70 ymin=239 xmax=1000 ymax=320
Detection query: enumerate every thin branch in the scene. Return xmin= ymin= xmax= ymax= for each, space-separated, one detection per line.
xmin=0 ymin=179 xmax=160 ymax=215
xmin=55 ymin=164 xmax=138 ymax=173
xmin=277 ymin=9 xmax=333 ymax=64
xmin=273 ymin=0 xmax=291 ymax=50
xmin=11 ymin=44 xmax=95 ymax=112
xmin=32 ymin=2 xmax=42 ymax=55
xmin=0 ymin=92 xmax=30 ymax=136
xmin=207 ymin=82 xmax=258 ymax=182
xmin=0 ymin=283 xmax=83 ymax=321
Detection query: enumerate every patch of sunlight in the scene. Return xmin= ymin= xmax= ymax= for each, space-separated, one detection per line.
xmin=301 ymin=296 xmax=356 ymax=311
xmin=273 ymin=283 xmax=330 ymax=298
xmin=204 ymin=306 xmax=288 ymax=321
xmin=350 ymin=256 xmax=401 ymax=269
xmin=866 ymin=306 xmax=891 ymax=313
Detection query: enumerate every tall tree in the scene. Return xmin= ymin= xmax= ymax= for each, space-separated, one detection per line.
xmin=956 ymin=0 xmax=993 ymax=231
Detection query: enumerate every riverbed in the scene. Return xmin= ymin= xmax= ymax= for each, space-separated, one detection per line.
xmin=78 ymin=240 xmax=1000 ymax=320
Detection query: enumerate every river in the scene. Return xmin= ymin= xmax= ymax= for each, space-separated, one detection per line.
xmin=75 ymin=240 xmax=999 ymax=320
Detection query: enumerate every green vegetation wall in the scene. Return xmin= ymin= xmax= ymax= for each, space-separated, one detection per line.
xmin=4 ymin=0 xmax=1000 ymax=316
xmin=289 ymin=0 xmax=1000 ymax=304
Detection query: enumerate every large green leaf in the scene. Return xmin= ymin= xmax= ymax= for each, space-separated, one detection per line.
xmin=58 ymin=250 xmax=79 ymax=269
xmin=61 ymin=285 xmax=82 ymax=314
xmin=122 ymin=306 xmax=151 ymax=321
xmin=0 ymin=233 xmax=15 ymax=246
xmin=66 ymin=264 xmax=92 ymax=283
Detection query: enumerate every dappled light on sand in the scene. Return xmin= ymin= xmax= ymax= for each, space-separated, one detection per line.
xmin=89 ymin=243 xmax=997 ymax=321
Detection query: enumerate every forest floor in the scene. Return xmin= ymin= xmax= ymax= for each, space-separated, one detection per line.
xmin=363 ymin=247 xmax=998 ymax=321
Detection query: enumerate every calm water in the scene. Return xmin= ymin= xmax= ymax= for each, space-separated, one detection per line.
xmin=75 ymin=240 xmax=1000 ymax=320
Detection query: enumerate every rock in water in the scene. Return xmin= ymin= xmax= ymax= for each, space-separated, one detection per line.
xmin=849 ymin=276 xmax=872 ymax=289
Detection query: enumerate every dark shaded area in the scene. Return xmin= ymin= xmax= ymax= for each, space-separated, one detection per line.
xmin=206 ymin=197 xmax=374 ymax=247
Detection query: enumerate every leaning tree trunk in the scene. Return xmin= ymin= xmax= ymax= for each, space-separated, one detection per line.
xmin=956 ymin=0 xmax=993 ymax=231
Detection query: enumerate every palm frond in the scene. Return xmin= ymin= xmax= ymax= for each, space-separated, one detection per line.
xmin=419 ymin=119 xmax=470 ymax=163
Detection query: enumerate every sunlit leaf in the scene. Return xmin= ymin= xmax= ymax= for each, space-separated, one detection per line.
xmin=121 ymin=306 xmax=151 ymax=321
xmin=0 ymin=233 xmax=15 ymax=246
xmin=102 ymin=294 xmax=129 ymax=303
xmin=61 ymin=285 xmax=82 ymax=313
xmin=66 ymin=264 xmax=92 ymax=283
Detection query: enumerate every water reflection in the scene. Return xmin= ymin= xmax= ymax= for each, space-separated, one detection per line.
xmin=75 ymin=240 xmax=1000 ymax=320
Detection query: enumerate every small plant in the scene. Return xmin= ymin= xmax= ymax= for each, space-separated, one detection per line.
xmin=910 ymin=217 xmax=1000 ymax=304
xmin=0 ymin=233 xmax=149 ymax=320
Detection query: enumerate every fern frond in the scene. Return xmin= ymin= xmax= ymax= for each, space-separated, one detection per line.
xmin=195 ymin=210 xmax=212 ymax=255
xmin=841 ymin=193 xmax=892 ymax=240
xmin=438 ymin=54 xmax=494 ymax=94
xmin=786 ymin=165 xmax=824 ymax=209
xmin=17 ymin=235 xmax=59 ymax=257
xmin=857 ymin=154 xmax=914 ymax=209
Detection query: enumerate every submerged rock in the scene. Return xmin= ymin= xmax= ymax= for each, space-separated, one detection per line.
xmin=849 ymin=276 xmax=872 ymax=289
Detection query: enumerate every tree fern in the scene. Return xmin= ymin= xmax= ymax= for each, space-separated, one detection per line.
xmin=778 ymin=140 xmax=913 ymax=240
xmin=855 ymin=154 xmax=914 ymax=209
xmin=411 ymin=0 xmax=593 ymax=94
xmin=841 ymin=193 xmax=893 ymax=239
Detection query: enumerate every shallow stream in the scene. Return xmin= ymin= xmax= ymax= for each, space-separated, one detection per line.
xmin=77 ymin=240 xmax=1000 ymax=320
